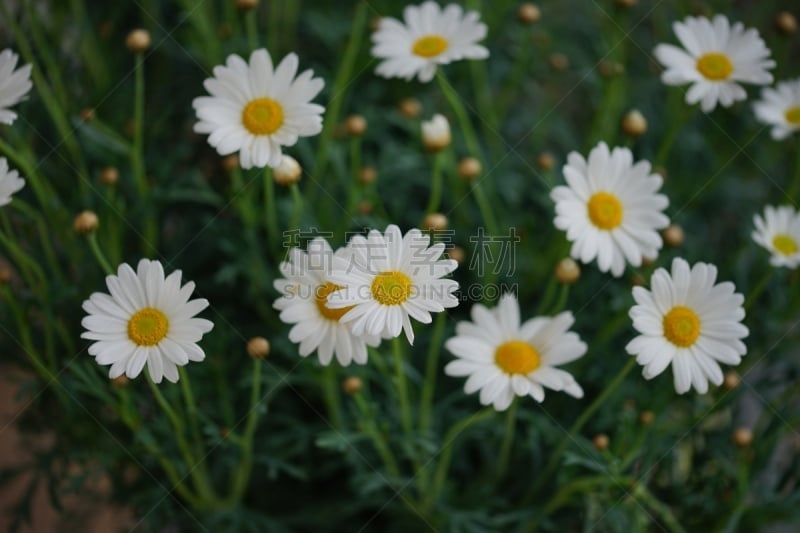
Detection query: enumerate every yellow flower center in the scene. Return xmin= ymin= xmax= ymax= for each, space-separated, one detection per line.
xmin=494 ymin=340 xmax=541 ymax=375
xmin=371 ymin=271 xmax=412 ymax=306
xmin=662 ymin=306 xmax=701 ymax=348
xmin=241 ymin=97 xmax=284 ymax=135
xmin=696 ymin=53 xmax=733 ymax=81
xmin=412 ymin=35 xmax=448 ymax=58
xmin=784 ymin=106 xmax=800 ymax=125
xmin=315 ymin=282 xmax=353 ymax=322
xmin=587 ymin=192 xmax=624 ymax=230
xmin=773 ymin=233 xmax=799 ymax=256
xmin=127 ymin=308 xmax=169 ymax=346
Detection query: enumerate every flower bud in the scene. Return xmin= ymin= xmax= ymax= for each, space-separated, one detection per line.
xmin=125 ymin=29 xmax=151 ymax=54
xmin=422 ymin=114 xmax=451 ymax=152
xmin=222 ymin=154 xmax=240 ymax=173
xmin=80 ymin=108 xmax=95 ymax=122
xmin=457 ymin=157 xmax=482 ymax=181
xmin=639 ymin=410 xmax=655 ymax=425
xmin=662 ymin=224 xmax=684 ymax=247
xmin=615 ymin=0 xmax=637 ymax=7
xmin=732 ymin=427 xmax=753 ymax=448
xmin=621 ymin=109 xmax=647 ymax=138
xmin=273 ymin=155 xmax=302 ymax=186
xmin=593 ymin=433 xmax=610 ymax=451
xmin=74 ymin=211 xmax=99 ymax=235
xmin=776 ymin=11 xmax=797 ymax=34
xmin=247 ymin=337 xmax=270 ymax=359
xmin=548 ymin=53 xmax=569 ymax=71
xmin=517 ymin=4 xmax=541 ymax=24
xmin=345 ymin=114 xmax=367 ymax=137
xmin=99 ymin=166 xmax=119 ymax=185
xmin=111 ymin=375 xmax=130 ymax=388
xmin=235 ymin=0 xmax=259 ymax=10
xmin=0 ymin=263 xmax=12 ymax=285
xmin=423 ymin=213 xmax=448 ymax=232
xmin=447 ymin=246 xmax=466 ymax=264
xmin=398 ymin=97 xmax=422 ymax=118
xmin=723 ymin=371 xmax=740 ymax=390
xmin=358 ymin=166 xmax=377 ymax=185
xmin=342 ymin=376 xmax=363 ymax=395
xmin=536 ymin=152 xmax=555 ymax=171
xmin=357 ymin=201 xmax=373 ymax=215
xmin=555 ymin=258 xmax=580 ymax=284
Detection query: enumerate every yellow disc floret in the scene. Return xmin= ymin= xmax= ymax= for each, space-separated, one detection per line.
xmin=412 ymin=35 xmax=448 ymax=57
xmin=773 ymin=233 xmax=799 ymax=256
xmin=128 ymin=308 xmax=169 ymax=346
xmin=371 ymin=271 xmax=412 ymax=306
xmin=242 ymin=97 xmax=284 ymax=135
xmin=494 ymin=340 xmax=541 ymax=375
xmin=784 ymin=106 xmax=800 ymax=126
xmin=315 ymin=282 xmax=353 ymax=321
xmin=587 ymin=192 xmax=624 ymax=230
xmin=696 ymin=53 xmax=734 ymax=81
xmin=663 ymin=306 xmax=701 ymax=348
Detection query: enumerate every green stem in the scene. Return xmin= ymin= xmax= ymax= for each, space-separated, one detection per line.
xmin=87 ymin=233 xmax=114 ymax=275
xmin=288 ymin=182 xmax=304 ymax=231
xmin=230 ymin=359 xmax=263 ymax=500
xmin=632 ymin=484 xmax=687 ymax=533
xmin=495 ymin=400 xmax=517 ymax=479
xmin=310 ymin=1 xmax=368 ymax=190
xmin=437 ymin=72 xmax=483 ymax=162
xmin=425 ymin=151 xmax=445 ymax=215
xmin=427 ymin=408 xmax=494 ymax=508
xmin=392 ymin=337 xmax=413 ymax=434
xmin=419 ymin=313 xmax=447 ymax=432
xmin=245 ymin=9 xmax=258 ymax=50
xmin=785 ymin=136 xmax=800 ymax=199
xmin=353 ymin=393 xmax=401 ymax=478
xmin=744 ymin=267 xmax=773 ymax=311
xmin=655 ymin=104 xmax=694 ymax=167
xmin=525 ymin=358 xmax=637 ymax=499
xmin=178 ymin=368 xmax=210 ymax=486
xmin=547 ymin=284 xmax=571 ymax=315
xmin=263 ymin=167 xmax=279 ymax=251
xmin=321 ymin=365 xmax=343 ymax=428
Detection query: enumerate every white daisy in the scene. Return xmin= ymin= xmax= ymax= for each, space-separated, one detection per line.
xmin=551 ymin=142 xmax=669 ymax=278
xmin=752 ymin=205 xmax=800 ymax=268
xmin=81 ymin=259 xmax=214 ymax=384
xmin=371 ymin=1 xmax=489 ymax=83
xmin=444 ymin=293 xmax=586 ymax=411
xmin=0 ymin=49 xmax=32 ymax=125
xmin=753 ymin=79 xmax=800 ymax=140
xmin=626 ymin=258 xmax=748 ymax=395
xmin=654 ymin=15 xmax=774 ymax=112
xmin=0 ymin=157 xmax=25 ymax=206
xmin=193 ymin=48 xmax=324 ymax=169
xmin=421 ymin=113 xmax=451 ymax=151
xmin=273 ymin=237 xmax=381 ymax=366
xmin=327 ymin=224 xmax=458 ymax=345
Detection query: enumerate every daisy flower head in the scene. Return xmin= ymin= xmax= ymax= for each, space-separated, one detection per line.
xmin=0 ymin=157 xmax=25 ymax=206
xmin=653 ymin=15 xmax=774 ymax=112
xmin=327 ymin=224 xmax=459 ymax=345
xmin=371 ymin=1 xmax=489 ymax=83
xmin=551 ymin=142 xmax=669 ymax=277
xmin=193 ymin=48 xmax=324 ymax=169
xmin=0 ymin=49 xmax=32 ymax=125
xmin=626 ymin=258 xmax=748 ymax=395
xmin=752 ymin=205 xmax=800 ymax=268
xmin=273 ymin=237 xmax=381 ymax=366
xmin=753 ymin=79 xmax=800 ymax=140
xmin=81 ymin=259 xmax=214 ymax=384
xmin=444 ymin=293 xmax=586 ymax=411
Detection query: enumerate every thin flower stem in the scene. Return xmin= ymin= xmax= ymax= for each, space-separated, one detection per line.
xmin=353 ymin=393 xmax=401 ymax=478
xmin=632 ymin=484 xmax=687 ymax=533
xmin=437 ymin=72 xmax=483 ymax=163
xmin=263 ymin=167 xmax=280 ymax=251
xmin=231 ymin=359 xmax=263 ymax=501
xmin=87 ymin=233 xmax=115 ymax=276
xmin=547 ymin=283 xmax=571 ymax=315
xmin=392 ymin=337 xmax=413 ymax=434
xmin=426 ymin=408 xmax=494 ymax=509
xmin=245 ymin=9 xmax=259 ymax=50
xmin=321 ymin=365 xmax=343 ymax=428
xmin=178 ymin=367 xmax=211 ymax=490
xmin=131 ymin=52 xmax=157 ymax=251
xmin=419 ymin=313 xmax=447 ymax=432
xmin=525 ymin=357 xmax=637 ymax=500
xmin=425 ymin=151 xmax=445 ymax=215
xmin=786 ymin=136 xmax=800 ymax=199
xmin=744 ymin=267 xmax=773 ymax=311
xmin=495 ymin=399 xmax=517 ymax=480
xmin=289 ymin=182 xmax=304 ymax=231
xmin=655 ymin=103 xmax=695 ymax=167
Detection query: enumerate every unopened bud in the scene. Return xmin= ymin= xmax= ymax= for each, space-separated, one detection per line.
xmin=273 ymin=155 xmax=302 ymax=186
xmin=342 ymin=376 xmax=363 ymax=395
xmin=111 ymin=375 xmax=129 ymax=388
xmin=125 ymin=29 xmax=151 ymax=54
xmin=235 ymin=0 xmax=259 ymax=11
xmin=345 ymin=115 xmax=367 ymax=137
xmin=732 ymin=427 xmax=753 ymax=448
xmin=421 ymin=114 xmax=451 ymax=152
xmin=457 ymin=157 xmax=482 ymax=181
xmin=247 ymin=337 xmax=270 ymax=359
xmin=357 ymin=201 xmax=373 ymax=215
xmin=776 ymin=11 xmax=797 ymax=34
xmin=99 ymin=166 xmax=119 ymax=185
xmin=222 ymin=154 xmax=240 ymax=172
xmin=662 ymin=224 xmax=684 ymax=247
xmin=593 ymin=434 xmax=610 ymax=451
xmin=621 ymin=109 xmax=647 ymax=138
xmin=517 ymin=4 xmax=541 ymax=24
xmin=358 ymin=166 xmax=377 ymax=185
xmin=423 ymin=213 xmax=448 ymax=232
xmin=639 ymin=410 xmax=655 ymax=425
xmin=536 ymin=152 xmax=555 ymax=171
xmin=0 ymin=263 xmax=11 ymax=284
xmin=555 ymin=258 xmax=580 ymax=284
xmin=80 ymin=108 xmax=95 ymax=122
xmin=723 ymin=371 xmax=740 ymax=390
xmin=447 ymin=246 xmax=466 ymax=264
xmin=398 ymin=98 xmax=422 ymax=118
xmin=74 ymin=211 xmax=99 ymax=235
xmin=549 ymin=53 xmax=569 ymax=71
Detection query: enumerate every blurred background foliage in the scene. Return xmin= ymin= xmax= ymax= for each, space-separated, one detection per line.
xmin=0 ymin=0 xmax=798 ymax=531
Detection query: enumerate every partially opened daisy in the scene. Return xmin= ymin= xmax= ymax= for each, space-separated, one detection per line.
xmin=0 ymin=49 xmax=32 ymax=125
xmin=753 ymin=79 xmax=800 ymax=140
xmin=371 ymin=1 xmax=489 ymax=83
xmin=654 ymin=15 xmax=774 ymax=112
xmin=274 ymin=237 xmax=380 ymax=366
xmin=444 ymin=293 xmax=586 ymax=411
xmin=193 ymin=48 xmax=324 ymax=169
xmin=0 ymin=157 xmax=25 ymax=206
xmin=327 ymin=224 xmax=458 ymax=345
xmin=626 ymin=258 xmax=748 ymax=394
xmin=82 ymin=259 xmax=214 ymax=384
xmin=752 ymin=205 xmax=800 ymax=268
xmin=551 ymin=142 xmax=669 ymax=277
